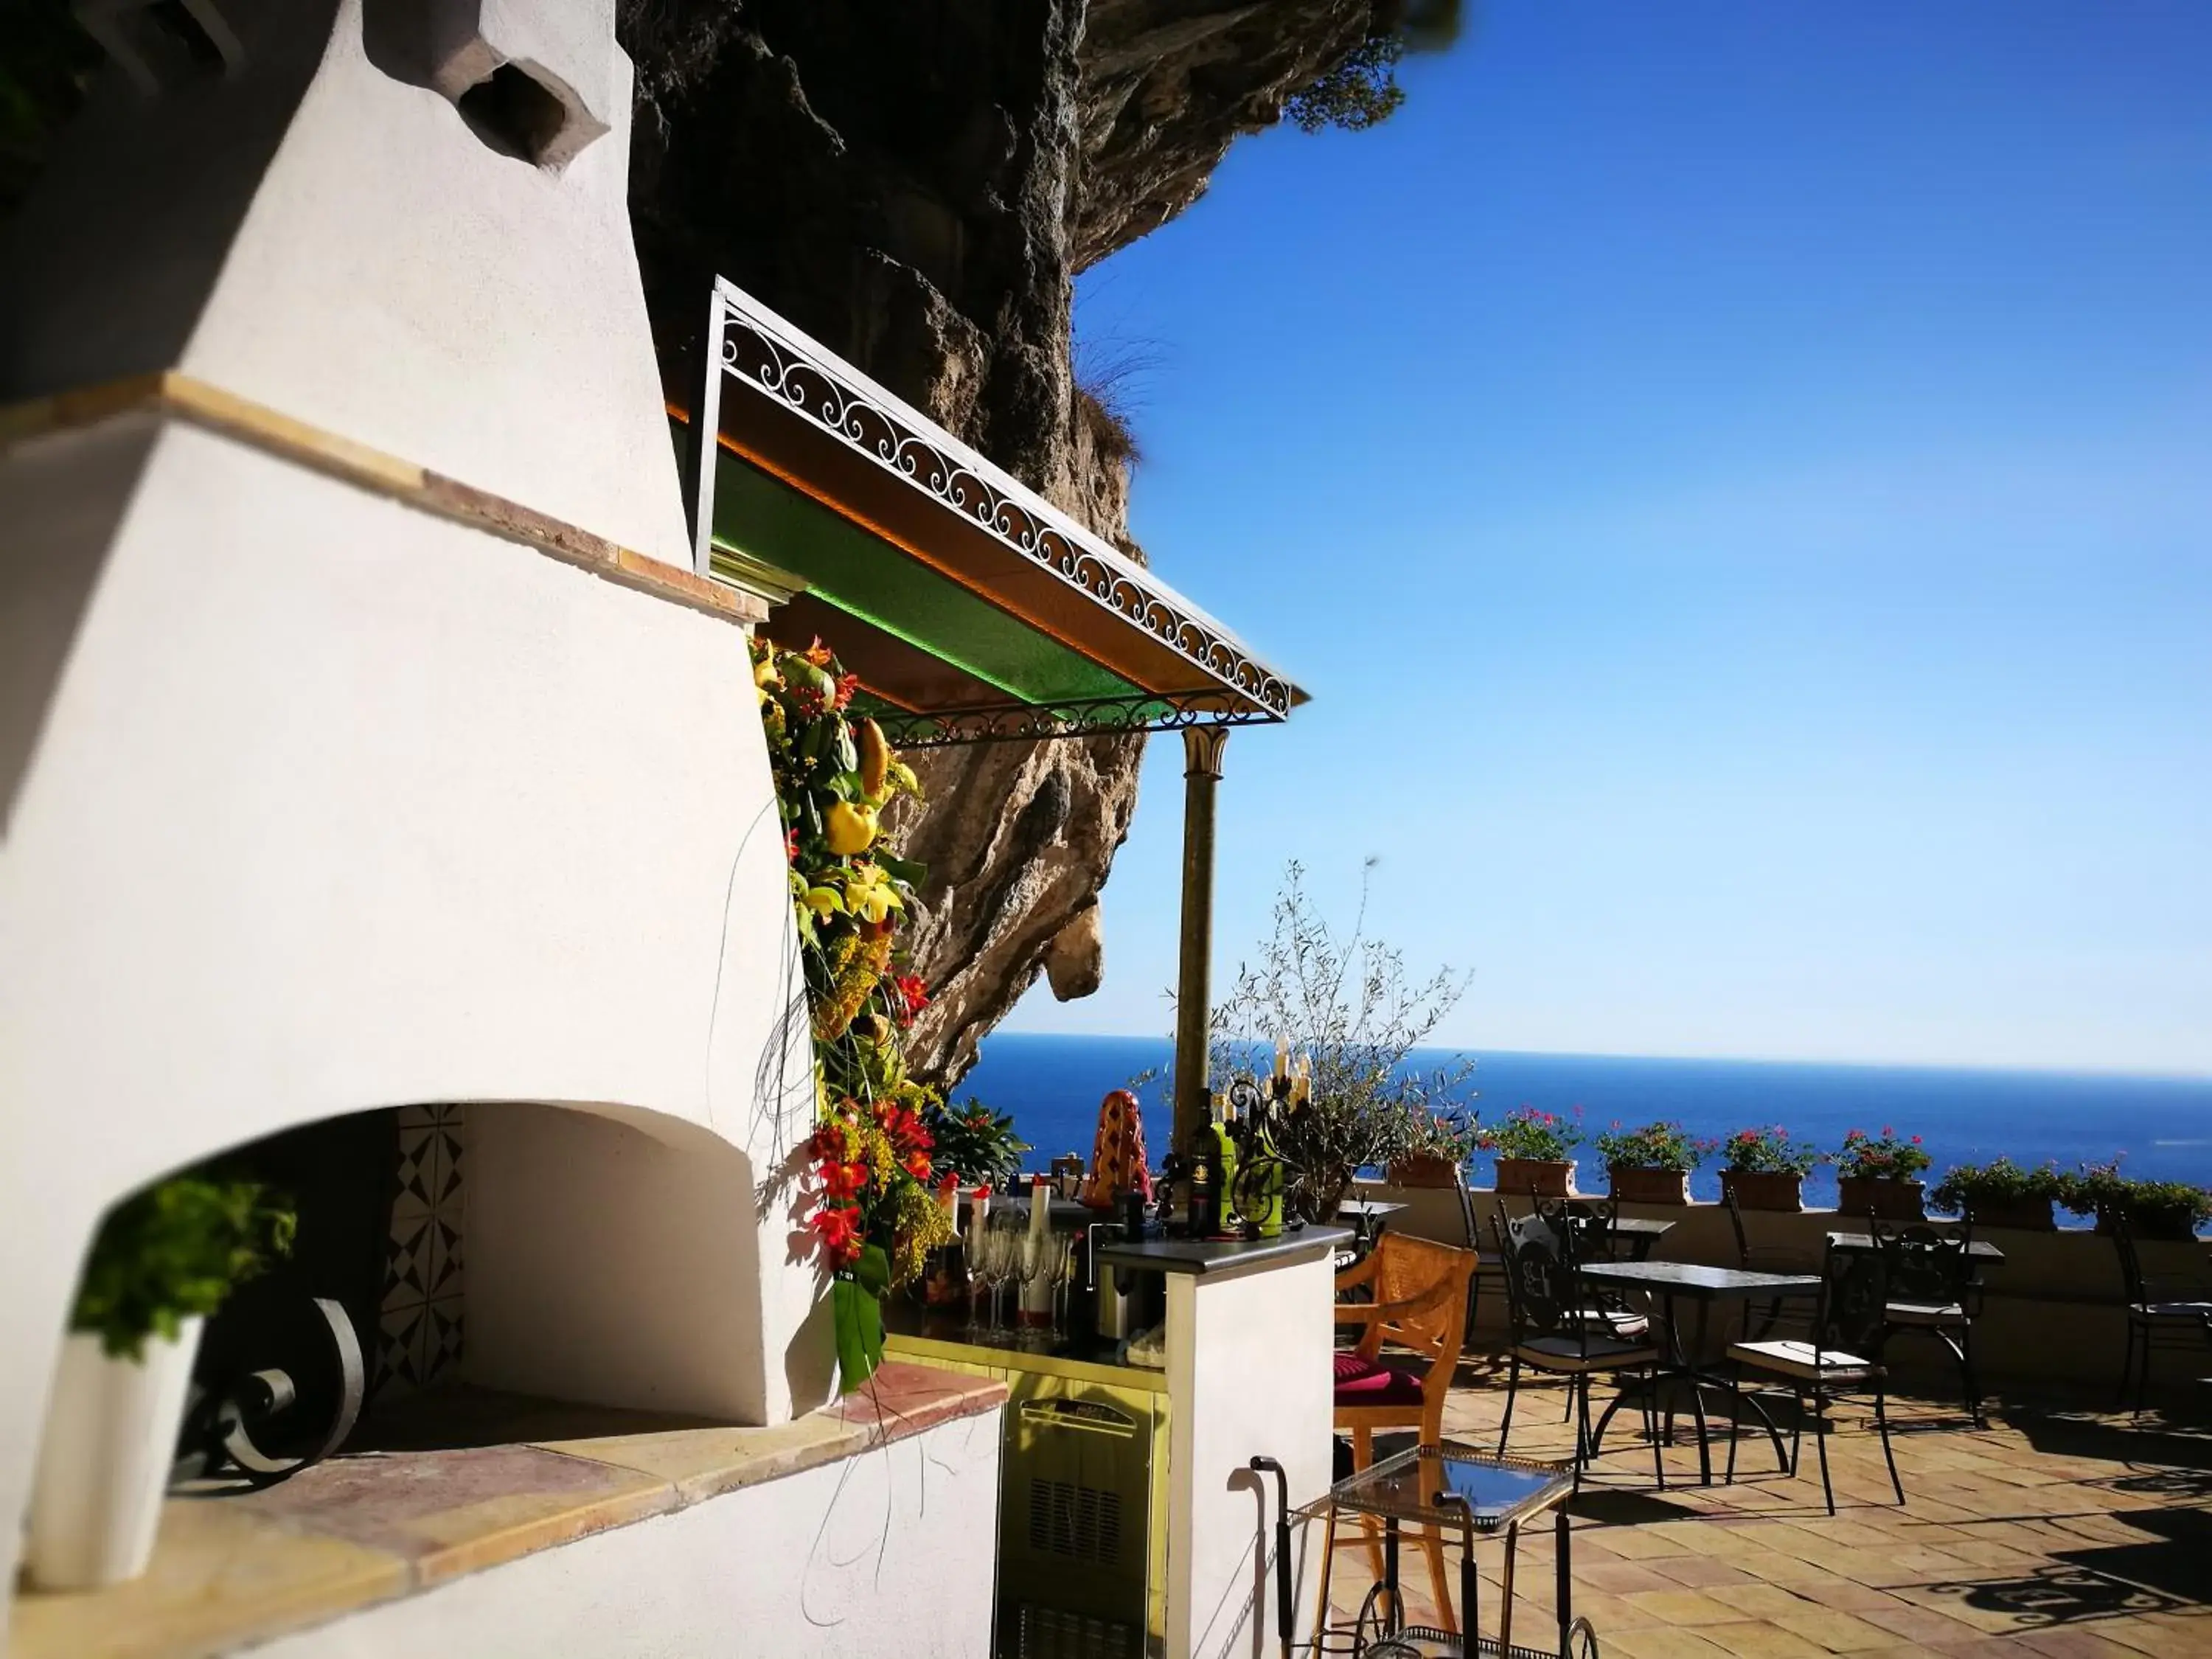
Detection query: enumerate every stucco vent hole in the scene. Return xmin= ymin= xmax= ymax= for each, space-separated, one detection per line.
xmin=456 ymin=63 xmax=567 ymax=164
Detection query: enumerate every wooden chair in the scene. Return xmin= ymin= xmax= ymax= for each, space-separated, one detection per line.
xmin=1325 ymin=1233 xmax=1478 ymax=1635
xmin=1361 ymin=1164 xmax=1490 ymax=1341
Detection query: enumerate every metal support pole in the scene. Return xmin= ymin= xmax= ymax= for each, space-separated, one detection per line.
xmin=685 ymin=282 xmax=728 ymax=577
xmin=1173 ymin=725 xmax=1228 ymax=1155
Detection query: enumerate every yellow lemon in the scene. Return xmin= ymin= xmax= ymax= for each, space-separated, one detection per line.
xmin=824 ymin=801 xmax=879 ymax=855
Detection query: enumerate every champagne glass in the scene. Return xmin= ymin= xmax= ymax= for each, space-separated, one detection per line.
xmin=1049 ymin=1230 xmax=1079 ymax=1336
xmin=987 ymin=1215 xmax=1023 ymax=1333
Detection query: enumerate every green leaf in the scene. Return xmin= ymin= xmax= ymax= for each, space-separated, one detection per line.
xmin=831 ymin=1273 xmax=887 ymax=1394
xmin=72 ymin=1175 xmax=296 ymax=1361
xmin=853 ymin=1242 xmax=891 ymax=1298
xmin=873 ymin=852 xmax=928 ymax=887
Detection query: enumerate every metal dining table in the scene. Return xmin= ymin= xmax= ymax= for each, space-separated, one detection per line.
xmin=1333 ymin=1198 xmax=1409 ymax=1271
xmin=1579 ymin=1259 xmax=1820 ymax=1486
xmin=1827 ymin=1230 xmax=2006 ymax=1265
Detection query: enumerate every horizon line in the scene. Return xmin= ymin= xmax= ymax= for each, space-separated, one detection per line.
xmin=984 ymin=1030 xmax=2212 ymax=1087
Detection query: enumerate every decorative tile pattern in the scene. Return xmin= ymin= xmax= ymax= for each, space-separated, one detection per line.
xmin=374 ymin=1104 xmax=466 ymax=1399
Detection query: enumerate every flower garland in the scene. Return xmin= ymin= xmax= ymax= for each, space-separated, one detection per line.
xmin=753 ymin=634 xmax=953 ymax=1390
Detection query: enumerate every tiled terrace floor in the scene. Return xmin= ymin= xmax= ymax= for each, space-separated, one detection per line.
xmin=1315 ymin=1361 xmax=2212 ymax=1658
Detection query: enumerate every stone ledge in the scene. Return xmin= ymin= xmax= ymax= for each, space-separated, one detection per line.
xmin=0 ymin=372 xmax=767 ymax=629
xmin=9 ymin=1363 xmax=1004 ymax=1659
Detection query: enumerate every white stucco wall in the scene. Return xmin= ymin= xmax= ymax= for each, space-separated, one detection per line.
xmin=244 ymin=1411 xmax=1003 ymax=1659
xmin=0 ymin=0 xmax=690 ymax=570
xmin=1166 ymin=1255 xmax=1335 ymax=1659
xmin=0 ymin=417 xmax=820 ymax=1588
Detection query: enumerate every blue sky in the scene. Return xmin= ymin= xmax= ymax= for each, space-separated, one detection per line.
xmin=1002 ymin=1 xmax=2212 ymax=1075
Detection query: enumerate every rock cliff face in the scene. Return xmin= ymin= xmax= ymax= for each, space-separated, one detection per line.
xmin=622 ymin=0 xmax=1377 ymax=1079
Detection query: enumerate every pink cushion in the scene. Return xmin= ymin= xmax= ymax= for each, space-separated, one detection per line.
xmin=1332 ymin=1352 xmax=1426 ymax=1408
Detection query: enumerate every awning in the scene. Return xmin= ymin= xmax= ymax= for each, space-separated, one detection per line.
xmin=678 ymin=279 xmax=1306 ymax=746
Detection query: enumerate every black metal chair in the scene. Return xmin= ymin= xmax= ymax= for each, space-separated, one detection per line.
xmin=2112 ymin=1214 xmax=2212 ymax=1415
xmin=1491 ymin=1207 xmax=1664 ymax=1487
xmin=1725 ymin=1185 xmax=1815 ymax=1343
xmin=1530 ymin=1197 xmax=1649 ymax=1340
xmin=1870 ymin=1214 xmax=1984 ymax=1427
xmin=1728 ymin=1238 xmax=1905 ymax=1515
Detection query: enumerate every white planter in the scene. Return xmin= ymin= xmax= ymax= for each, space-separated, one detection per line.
xmin=24 ymin=1316 xmax=204 ymax=1590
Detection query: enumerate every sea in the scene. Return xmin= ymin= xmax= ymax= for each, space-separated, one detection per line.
xmin=959 ymin=1033 xmax=2212 ymax=1218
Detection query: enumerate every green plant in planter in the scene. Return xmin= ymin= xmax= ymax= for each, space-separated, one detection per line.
xmin=73 ymin=1175 xmax=295 ymax=1360
xmin=2119 ymin=1179 xmax=2212 ymax=1229
xmin=1476 ymin=1106 xmax=1582 ymax=1164
xmin=2060 ymin=1164 xmax=2212 ymax=1229
xmin=919 ymin=1096 xmax=1029 ymax=1190
xmin=1713 ymin=1125 xmax=1824 ymax=1177
xmin=1835 ymin=1127 xmax=1933 ymax=1181
xmin=1927 ymin=1157 xmax=2065 ymax=1217
xmin=1592 ymin=1120 xmax=1703 ymax=1172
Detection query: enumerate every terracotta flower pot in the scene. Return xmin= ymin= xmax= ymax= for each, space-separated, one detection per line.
xmin=1836 ymin=1176 xmax=1926 ymax=1222
xmin=1495 ymin=1157 xmax=1575 ymax=1198
xmin=1607 ymin=1165 xmax=1689 ymax=1206
xmin=1387 ymin=1153 xmax=1464 ymax=1190
xmin=1958 ymin=1196 xmax=2055 ymax=1232
xmin=1720 ymin=1169 xmax=1802 ymax=1212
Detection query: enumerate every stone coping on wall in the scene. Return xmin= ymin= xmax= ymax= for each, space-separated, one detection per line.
xmin=0 ymin=372 xmax=768 ymax=629
xmin=10 ymin=1363 xmax=1004 ymax=1659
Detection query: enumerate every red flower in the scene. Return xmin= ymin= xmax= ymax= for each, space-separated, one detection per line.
xmin=833 ymin=672 xmax=859 ymax=710
xmin=820 ymin=1161 xmax=868 ymax=1200
xmin=902 ymin=1151 xmax=933 ymax=1182
xmin=809 ymin=1203 xmax=862 ymax=1266
xmin=804 ymin=638 xmax=834 ymax=668
xmin=891 ymin=973 xmax=931 ymax=1026
xmin=786 ymin=828 xmax=801 ymax=863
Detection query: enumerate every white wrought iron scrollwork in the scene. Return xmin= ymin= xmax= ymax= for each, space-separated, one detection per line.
xmin=870 ymin=696 xmax=1276 ymax=748
xmin=710 ymin=282 xmax=1298 ymax=724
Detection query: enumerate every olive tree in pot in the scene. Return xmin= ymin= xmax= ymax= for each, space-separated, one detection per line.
xmin=1835 ymin=1127 xmax=1932 ymax=1221
xmin=1592 ymin=1120 xmax=1703 ymax=1206
xmin=27 ymin=1174 xmax=293 ymax=1589
xmin=1928 ymin=1157 xmax=2064 ymax=1231
xmin=1385 ymin=1110 xmax=1481 ymax=1189
xmin=1716 ymin=1126 xmax=1824 ymax=1212
xmin=1197 ymin=861 xmax=1475 ymax=1223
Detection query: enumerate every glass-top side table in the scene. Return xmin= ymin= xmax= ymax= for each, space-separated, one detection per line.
xmin=1291 ymin=1442 xmax=1598 ymax=1658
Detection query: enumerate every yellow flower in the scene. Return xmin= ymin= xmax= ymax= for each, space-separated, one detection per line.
xmin=844 ymin=863 xmax=902 ymax=925
xmin=800 ymin=885 xmax=844 ymax=920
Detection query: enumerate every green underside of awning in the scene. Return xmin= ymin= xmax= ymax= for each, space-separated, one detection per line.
xmin=709 ymin=456 xmax=1143 ymax=708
